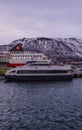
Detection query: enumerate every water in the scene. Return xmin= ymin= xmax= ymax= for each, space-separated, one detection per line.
xmin=0 ymin=79 xmax=82 ymax=130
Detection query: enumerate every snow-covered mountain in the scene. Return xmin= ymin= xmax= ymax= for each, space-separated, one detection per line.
xmin=1 ymin=37 xmax=82 ymax=64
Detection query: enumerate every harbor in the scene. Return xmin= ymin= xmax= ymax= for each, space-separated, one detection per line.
xmin=1 ymin=1 xmax=82 ymax=129
xmin=1 ymin=48 xmax=82 ymax=81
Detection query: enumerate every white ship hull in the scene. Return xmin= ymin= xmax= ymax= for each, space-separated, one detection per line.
xmin=5 ymin=65 xmax=73 ymax=81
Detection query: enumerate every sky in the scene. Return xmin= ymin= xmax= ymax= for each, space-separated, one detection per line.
xmin=0 ymin=0 xmax=82 ymax=45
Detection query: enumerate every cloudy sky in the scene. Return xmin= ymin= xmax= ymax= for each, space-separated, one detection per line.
xmin=0 ymin=0 xmax=82 ymax=45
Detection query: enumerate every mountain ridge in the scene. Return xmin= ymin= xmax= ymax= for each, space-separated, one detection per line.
xmin=0 ymin=37 xmax=82 ymax=64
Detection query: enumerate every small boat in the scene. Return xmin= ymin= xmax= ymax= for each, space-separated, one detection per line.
xmin=5 ymin=63 xmax=73 ymax=81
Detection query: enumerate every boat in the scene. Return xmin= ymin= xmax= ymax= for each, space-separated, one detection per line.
xmin=0 ymin=43 xmax=51 ymax=67
xmin=5 ymin=63 xmax=73 ymax=81
xmin=7 ymin=52 xmax=51 ymax=67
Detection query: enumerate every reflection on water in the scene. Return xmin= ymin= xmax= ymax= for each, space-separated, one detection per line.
xmin=0 ymin=79 xmax=82 ymax=130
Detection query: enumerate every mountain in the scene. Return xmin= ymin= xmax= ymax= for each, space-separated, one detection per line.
xmin=1 ymin=37 xmax=82 ymax=64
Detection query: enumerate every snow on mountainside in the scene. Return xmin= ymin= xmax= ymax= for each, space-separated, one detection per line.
xmin=1 ymin=37 xmax=82 ymax=64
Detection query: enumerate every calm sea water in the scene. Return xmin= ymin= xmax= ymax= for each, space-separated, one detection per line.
xmin=0 ymin=79 xmax=82 ymax=130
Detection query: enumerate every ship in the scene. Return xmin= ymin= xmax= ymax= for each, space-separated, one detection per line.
xmin=5 ymin=62 xmax=73 ymax=81
xmin=0 ymin=52 xmax=51 ymax=67
xmin=7 ymin=52 xmax=51 ymax=67
xmin=0 ymin=43 xmax=51 ymax=67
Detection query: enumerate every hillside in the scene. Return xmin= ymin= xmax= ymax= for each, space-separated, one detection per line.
xmin=1 ymin=37 xmax=82 ymax=64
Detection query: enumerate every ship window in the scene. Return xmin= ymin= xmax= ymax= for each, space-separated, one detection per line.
xmin=33 ymin=55 xmax=35 ymax=57
xmin=32 ymin=55 xmax=34 ymax=57
xmin=10 ymin=70 xmax=16 ymax=74
xmin=17 ymin=70 xmax=67 ymax=74
xmin=40 ymin=55 xmax=42 ymax=58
